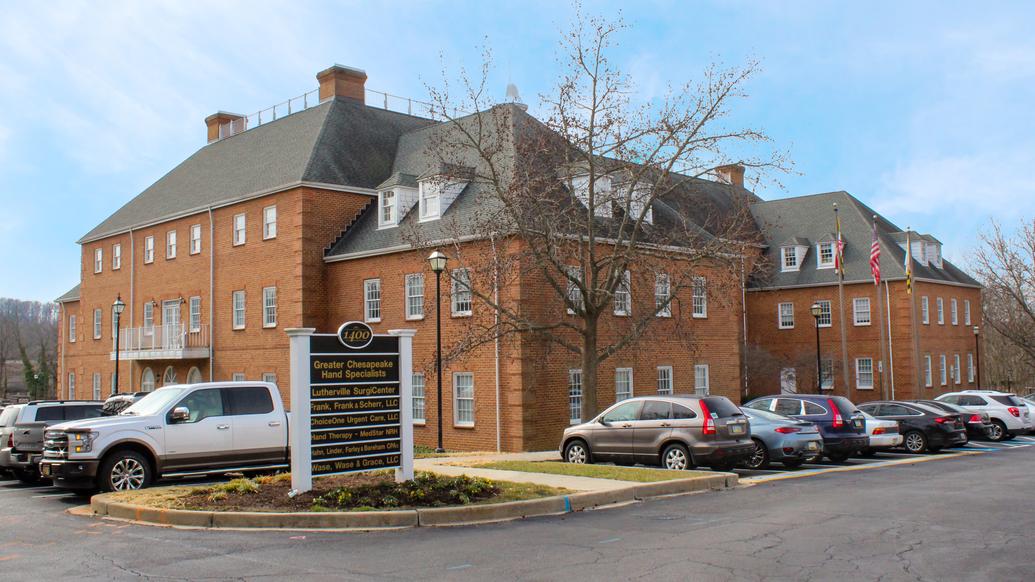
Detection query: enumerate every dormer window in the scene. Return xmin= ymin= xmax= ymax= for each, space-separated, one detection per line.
xmin=571 ymin=174 xmax=613 ymax=218
xmin=817 ymin=242 xmax=835 ymax=269
xmin=781 ymin=243 xmax=808 ymax=272
xmin=927 ymin=243 xmax=942 ymax=268
xmin=782 ymin=247 xmax=798 ymax=271
xmin=379 ymin=190 xmax=397 ymax=228
xmin=418 ymin=182 xmax=440 ymax=221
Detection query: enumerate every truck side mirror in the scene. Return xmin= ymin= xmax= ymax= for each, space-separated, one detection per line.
xmin=170 ymin=407 xmax=190 ymax=423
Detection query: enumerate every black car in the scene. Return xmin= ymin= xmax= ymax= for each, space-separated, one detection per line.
xmin=743 ymin=395 xmax=868 ymax=462
xmin=857 ymin=401 xmax=968 ymax=453
xmin=915 ymin=399 xmax=994 ymax=440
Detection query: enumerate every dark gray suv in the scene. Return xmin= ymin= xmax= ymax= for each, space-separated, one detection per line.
xmin=560 ymin=396 xmax=754 ymax=471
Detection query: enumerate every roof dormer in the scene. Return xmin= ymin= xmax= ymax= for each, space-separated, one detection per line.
xmin=780 ymin=237 xmax=810 ymax=272
xmin=375 ymin=173 xmax=419 ymax=229
xmin=815 ymin=234 xmax=836 ymax=269
xmin=417 ymin=167 xmax=470 ymax=223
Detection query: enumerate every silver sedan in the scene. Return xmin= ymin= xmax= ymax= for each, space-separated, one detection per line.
xmin=740 ymin=407 xmax=824 ymax=469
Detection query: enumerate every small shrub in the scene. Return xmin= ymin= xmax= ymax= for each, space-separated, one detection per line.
xmin=313 ymin=472 xmax=500 ymax=510
xmin=215 ymin=478 xmax=260 ymax=495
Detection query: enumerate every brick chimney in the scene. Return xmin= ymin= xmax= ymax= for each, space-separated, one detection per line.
xmin=715 ymin=164 xmax=746 ymax=187
xmin=316 ymin=64 xmax=367 ymax=103
xmin=205 ymin=111 xmax=245 ymax=143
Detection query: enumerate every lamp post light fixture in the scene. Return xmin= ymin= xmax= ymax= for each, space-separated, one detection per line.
xmin=427 ymin=250 xmax=448 ymax=453
xmin=112 ymin=294 xmax=126 ymax=396
xmin=810 ymin=303 xmax=823 ymax=393
xmin=973 ymin=325 xmax=981 ymax=389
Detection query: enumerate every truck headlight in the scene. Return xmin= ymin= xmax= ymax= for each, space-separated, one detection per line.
xmin=69 ymin=431 xmax=98 ymax=453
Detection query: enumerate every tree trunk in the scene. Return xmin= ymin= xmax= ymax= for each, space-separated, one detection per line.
xmin=580 ymin=318 xmax=600 ymax=422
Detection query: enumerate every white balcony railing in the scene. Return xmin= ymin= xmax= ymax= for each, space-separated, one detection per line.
xmin=113 ymin=324 xmax=210 ymax=361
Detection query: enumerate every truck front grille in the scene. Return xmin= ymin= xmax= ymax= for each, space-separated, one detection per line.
xmin=43 ymin=432 xmax=68 ymax=459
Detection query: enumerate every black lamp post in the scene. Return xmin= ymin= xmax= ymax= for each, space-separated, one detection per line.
xmin=973 ymin=325 xmax=981 ymax=389
xmin=427 ymin=250 xmax=448 ymax=453
xmin=811 ymin=303 xmax=823 ymax=393
xmin=112 ymin=294 xmax=126 ymax=396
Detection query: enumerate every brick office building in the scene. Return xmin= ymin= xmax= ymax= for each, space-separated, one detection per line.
xmin=55 ymin=65 xmax=983 ymax=451
xmin=745 ymin=191 xmax=983 ymax=402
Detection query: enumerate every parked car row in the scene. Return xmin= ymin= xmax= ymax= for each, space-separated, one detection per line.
xmin=0 ymin=382 xmax=289 ymax=492
xmin=560 ymin=390 xmax=1034 ymax=472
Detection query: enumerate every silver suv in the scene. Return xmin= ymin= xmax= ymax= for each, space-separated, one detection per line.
xmin=0 ymin=400 xmax=103 ymax=482
xmin=936 ymin=391 xmax=1033 ymax=441
xmin=560 ymin=396 xmax=753 ymax=471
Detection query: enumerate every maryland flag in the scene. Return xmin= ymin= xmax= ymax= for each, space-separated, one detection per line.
xmin=904 ymin=230 xmax=913 ymax=294
xmin=834 ymin=207 xmax=846 ymax=276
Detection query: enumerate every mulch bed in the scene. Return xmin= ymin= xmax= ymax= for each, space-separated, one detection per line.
xmin=179 ymin=473 xmax=388 ymax=512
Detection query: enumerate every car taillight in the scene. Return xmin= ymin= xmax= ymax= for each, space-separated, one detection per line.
xmin=774 ymin=426 xmax=801 ymax=434
xmin=828 ymin=399 xmax=844 ymax=428
xmin=969 ymin=414 xmax=983 ymax=423
xmin=699 ymin=400 xmax=716 ymax=435
xmin=1008 ymin=407 xmax=1020 ymax=417
xmin=934 ymin=416 xmax=950 ymax=424
xmin=872 ymin=427 xmax=885 ymax=435
xmin=6 ymin=433 xmax=11 ymax=448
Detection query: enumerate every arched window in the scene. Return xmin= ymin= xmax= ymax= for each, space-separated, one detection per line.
xmin=186 ymin=367 xmax=203 ymax=385
xmin=141 ymin=368 xmax=155 ymax=392
xmin=162 ymin=366 xmax=178 ymax=386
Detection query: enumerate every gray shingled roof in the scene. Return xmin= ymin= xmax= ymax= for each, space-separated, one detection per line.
xmin=749 ymin=191 xmax=980 ymax=289
xmin=56 ymin=284 xmax=80 ymax=303
xmin=79 ymin=98 xmax=435 ymax=243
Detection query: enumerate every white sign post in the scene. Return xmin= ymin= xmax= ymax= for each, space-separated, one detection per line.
xmin=287 ymin=325 xmax=415 ymax=495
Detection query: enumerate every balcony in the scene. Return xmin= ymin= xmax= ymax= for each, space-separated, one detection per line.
xmin=111 ymin=324 xmax=210 ymax=361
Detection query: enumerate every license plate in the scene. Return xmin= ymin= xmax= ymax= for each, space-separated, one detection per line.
xmin=807 ymin=441 xmax=819 ymax=451
xmin=40 ymin=464 xmax=51 ymax=477
xmin=853 ymin=419 xmax=864 ymax=429
xmin=730 ymin=424 xmax=745 ymax=435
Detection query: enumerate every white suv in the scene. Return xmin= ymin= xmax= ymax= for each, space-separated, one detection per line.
xmin=936 ymin=391 xmax=1033 ymax=441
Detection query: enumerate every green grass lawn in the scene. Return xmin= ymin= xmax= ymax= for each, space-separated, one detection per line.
xmin=473 ymin=461 xmax=712 ymax=482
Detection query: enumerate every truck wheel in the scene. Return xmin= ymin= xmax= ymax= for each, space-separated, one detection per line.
xmin=99 ymin=450 xmax=153 ymax=492
xmin=16 ymin=469 xmax=41 ymax=484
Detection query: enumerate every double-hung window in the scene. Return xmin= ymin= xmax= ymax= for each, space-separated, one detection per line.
xmin=953 ymin=354 xmax=961 ymax=384
xmin=189 ymin=296 xmax=201 ymax=332
xmin=412 ymin=373 xmax=426 ymax=423
xmin=613 ymin=270 xmax=631 ymax=316
xmin=655 ymin=273 xmax=671 ymax=317
xmin=93 ymin=373 xmax=102 ymax=400
xmin=939 ymin=354 xmax=947 ymax=385
xmin=405 ymin=273 xmax=424 ymax=320
xmin=112 ymin=243 xmax=121 ymax=270
xmin=692 ymin=276 xmax=707 ymax=318
xmin=364 ymin=279 xmax=381 ymax=322
xmin=262 ymin=287 xmax=277 ymax=328
xmin=451 ymin=268 xmax=472 ymax=316
xmin=656 ymin=366 xmax=673 ymax=395
xmin=967 ymin=353 xmax=975 ymax=383
xmin=143 ymin=302 xmax=154 ymax=333
xmin=419 ymin=181 xmax=440 ymax=221
xmin=232 ymin=291 xmax=246 ymax=330
xmin=144 ymin=236 xmax=154 ymax=264
xmin=853 ymin=297 xmax=871 ymax=326
xmin=781 ymin=247 xmax=798 ymax=271
xmin=950 ymin=299 xmax=958 ymax=325
xmin=190 ymin=224 xmax=202 ymax=254
xmin=921 ymin=296 xmax=929 ymax=324
xmin=233 ymin=213 xmax=246 ymax=246
xmin=453 ymin=372 xmax=474 ymax=426
xmin=778 ymin=302 xmax=795 ymax=329
xmin=379 ymin=191 xmax=397 ymax=227
xmin=936 ymin=297 xmax=944 ymax=325
xmin=817 ymin=242 xmax=835 ymax=268
xmin=856 ymin=358 xmax=874 ymax=390
xmin=566 ymin=266 xmax=583 ymax=315
xmin=263 ymin=205 xmax=277 ymax=239
xmin=694 ymin=364 xmax=710 ymax=395
xmin=924 ymin=354 xmax=933 ymax=387
xmin=67 ymin=373 xmax=75 ymax=399
xmin=816 ymin=300 xmax=832 ymax=327
xmin=68 ymin=315 xmax=76 ymax=343
xmin=94 ymin=248 xmax=103 ymax=273
xmin=166 ymin=230 xmax=177 ymax=259
xmin=820 ymin=360 xmax=834 ymax=390
xmin=93 ymin=308 xmax=102 ymax=339
xmin=615 ymin=368 xmax=633 ymax=401
xmin=569 ymin=369 xmax=582 ymax=424
xmin=964 ymin=300 xmax=971 ymax=326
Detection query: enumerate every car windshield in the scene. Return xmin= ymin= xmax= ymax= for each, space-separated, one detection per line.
xmin=121 ymin=388 xmax=186 ymax=416
xmin=742 ymin=407 xmax=795 ymax=423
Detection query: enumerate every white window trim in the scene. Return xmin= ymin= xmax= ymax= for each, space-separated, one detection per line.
xmin=855 ymin=357 xmax=874 ymax=390
xmin=694 ymin=364 xmax=710 ymax=396
xmin=964 ymin=300 xmax=971 ymax=326
xmin=781 ymin=246 xmax=800 ymax=272
xmin=778 ymin=302 xmax=795 ymax=329
xmin=924 ymin=354 xmax=933 ymax=387
xmin=852 ymin=297 xmax=871 ymax=326
xmin=190 ymin=224 xmax=202 ymax=255
xmin=820 ymin=359 xmax=834 ymax=390
xmin=939 ymin=354 xmax=947 ymax=386
xmin=233 ymin=213 xmax=247 ymax=246
xmin=364 ymin=279 xmax=382 ymax=323
xmin=615 ymin=368 xmax=633 ymax=402
xmin=816 ymin=300 xmax=833 ymax=328
xmin=936 ymin=297 xmax=945 ymax=325
xmin=189 ymin=296 xmax=202 ymax=332
xmin=613 ymin=270 xmax=631 ymax=317
xmin=232 ymin=372 xmax=246 ymax=382
xmin=451 ymin=268 xmax=472 ymax=317
xmin=816 ymin=241 xmax=835 ymax=269
xmin=68 ymin=315 xmax=77 ymax=343
xmin=378 ymin=191 xmax=398 ymax=229
xmin=953 ymin=353 xmax=962 ymax=385
xmin=405 ymin=273 xmax=425 ymax=320
xmin=166 ymin=230 xmax=177 ymax=259
xmin=692 ymin=276 xmax=708 ymax=319
xmin=262 ymin=286 xmax=277 ymax=328
xmin=453 ymin=372 xmax=475 ymax=427
xmin=412 ymin=372 xmax=426 ymax=424
xmin=967 ymin=353 xmax=975 ymax=384
xmin=232 ymin=290 xmax=246 ymax=330
xmin=418 ymin=181 xmax=441 ymax=223
xmin=112 ymin=243 xmax=121 ymax=270
xmin=94 ymin=248 xmax=103 ymax=273
xmin=144 ymin=236 xmax=155 ymax=264
xmin=950 ymin=298 xmax=958 ymax=326
xmin=93 ymin=308 xmax=102 ymax=340
xmin=656 ymin=365 xmax=673 ymax=395
xmin=921 ymin=296 xmax=930 ymax=325
xmin=263 ymin=205 xmax=277 ymax=240
xmin=655 ymin=273 xmax=672 ymax=318
xmin=568 ymin=369 xmax=583 ymax=424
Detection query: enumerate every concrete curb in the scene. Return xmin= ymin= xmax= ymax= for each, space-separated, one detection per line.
xmin=88 ymin=472 xmax=736 ymax=530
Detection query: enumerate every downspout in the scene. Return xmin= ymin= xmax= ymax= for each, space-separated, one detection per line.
xmin=490 ymin=232 xmax=501 ymax=453
xmin=128 ymin=228 xmax=135 ymax=391
xmin=59 ymin=303 xmax=66 ymax=398
xmin=885 ymin=280 xmax=895 ymax=399
xmin=740 ymin=254 xmax=749 ymax=400
xmin=208 ymin=207 xmax=215 ymax=380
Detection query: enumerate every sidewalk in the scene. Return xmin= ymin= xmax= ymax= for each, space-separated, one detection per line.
xmin=415 ymin=451 xmax=646 ymax=492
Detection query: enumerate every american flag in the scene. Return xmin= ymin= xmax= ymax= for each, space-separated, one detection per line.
xmin=834 ymin=211 xmax=845 ymax=275
xmin=870 ymin=218 xmax=881 ymax=286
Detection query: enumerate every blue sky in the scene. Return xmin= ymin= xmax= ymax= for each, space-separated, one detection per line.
xmin=2 ymin=1 xmax=1033 ymax=302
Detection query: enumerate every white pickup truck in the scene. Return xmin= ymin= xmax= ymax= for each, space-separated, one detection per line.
xmin=39 ymin=382 xmax=289 ymax=491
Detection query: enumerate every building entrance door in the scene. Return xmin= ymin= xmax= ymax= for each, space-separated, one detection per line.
xmin=163 ymin=300 xmax=183 ymax=349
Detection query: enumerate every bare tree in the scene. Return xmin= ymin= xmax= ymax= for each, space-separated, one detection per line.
xmin=972 ymin=220 xmax=1035 ymax=393
xmin=0 ymin=298 xmax=58 ymax=399
xmin=413 ymin=10 xmax=787 ymax=420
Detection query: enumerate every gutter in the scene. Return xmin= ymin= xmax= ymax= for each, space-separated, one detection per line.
xmin=208 ymin=207 xmax=215 ymax=381
xmin=128 ymin=227 xmax=135 ymax=390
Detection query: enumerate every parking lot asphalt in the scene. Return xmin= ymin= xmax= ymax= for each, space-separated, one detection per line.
xmin=1 ymin=438 xmax=1034 ymax=581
